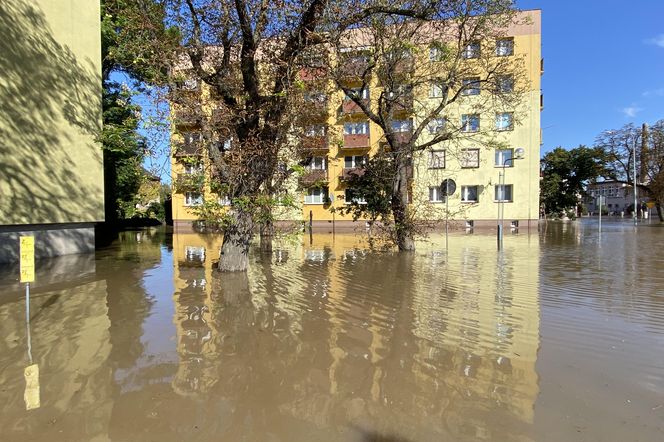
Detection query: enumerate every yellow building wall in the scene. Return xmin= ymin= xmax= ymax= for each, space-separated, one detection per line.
xmin=0 ymin=0 xmax=104 ymax=225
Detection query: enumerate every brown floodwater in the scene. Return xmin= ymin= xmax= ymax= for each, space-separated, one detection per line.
xmin=0 ymin=220 xmax=662 ymax=441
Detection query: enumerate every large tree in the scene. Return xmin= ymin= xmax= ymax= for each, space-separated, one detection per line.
xmin=539 ymin=146 xmax=608 ymax=217
xmin=595 ymin=121 xmax=664 ymax=221
xmin=325 ymin=1 xmax=527 ymax=250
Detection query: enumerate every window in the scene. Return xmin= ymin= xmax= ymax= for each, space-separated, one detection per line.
xmin=496 ymin=75 xmax=514 ymax=93
xmin=495 ymin=112 xmax=514 ymax=131
xmin=428 ymin=118 xmax=446 ymax=134
xmin=185 ymin=192 xmax=203 ymax=206
xmin=343 ymin=121 xmax=369 ymax=135
xmin=462 ymin=42 xmax=480 ymax=59
xmin=462 ymin=78 xmax=481 ymax=95
xmin=305 ymin=124 xmax=326 ymax=136
xmin=495 ymin=184 xmax=513 ymax=202
xmin=218 ymin=196 xmax=231 ymax=206
xmin=305 ymin=187 xmax=328 ymax=204
xmin=344 ymin=188 xmax=367 ymax=204
xmin=461 ymin=185 xmax=479 ymax=202
xmin=460 ymin=149 xmax=480 ymax=168
xmin=429 ymin=186 xmax=445 ymax=203
xmin=183 ymin=132 xmax=202 ymax=144
xmin=391 ymin=119 xmax=412 ymax=133
xmin=309 ymin=156 xmax=327 ymax=170
xmin=185 ymin=246 xmax=205 ymax=262
xmin=387 ymin=83 xmax=411 ymax=98
xmin=430 ymin=80 xmax=446 ymax=98
xmin=429 ymin=44 xmax=445 ymax=62
xmin=344 ymin=155 xmax=366 ymax=168
xmin=495 ymin=149 xmax=513 ymax=167
xmin=496 ymin=38 xmax=514 ymax=56
xmin=304 ymin=91 xmax=327 ymax=103
xmin=184 ymin=162 xmax=203 ymax=174
xmin=345 ymin=87 xmax=370 ymax=101
xmin=429 ymin=150 xmax=446 ymax=169
xmin=461 ymin=114 xmax=480 ymax=132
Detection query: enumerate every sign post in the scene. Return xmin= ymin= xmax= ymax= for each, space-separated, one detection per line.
xmin=441 ymin=179 xmax=456 ymax=250
xmin=20 ymin=236 xmax=39 ymax=410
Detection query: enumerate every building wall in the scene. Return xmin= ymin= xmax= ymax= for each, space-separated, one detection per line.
xmin=171 ymin=10 xmax=541 ymax=229
xmin=0 ymin=0 xmax=104 ymax=226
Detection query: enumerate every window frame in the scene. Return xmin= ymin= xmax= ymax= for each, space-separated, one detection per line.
xmin=461 ymin=114 xmax=480 ymax=132
xmin=428 ymin=150 xmax=446 ymax=169
xmin=462 ymin=42 xmax=481 ymax=59
xmin=495 ymin=149 xmax=514 ymax=167
xmin=429 ymin=186 xmax=446 ymax=203
xmin=429 ymin=80 xmax=446 ymax=98
xmin=343 ymin=121 xmax=370 ymax=135
xmin=496 ymin=38 xmax=514 ymax=57
xmin=344 ymin=188 xmax=367 ymax=205
xmin=461 ymin=185 xmax=479 ymax=203
xmin=461 ymin=77 xmax=481 ymax=96
xmin=304 ymin=186 xmax=329 ymax=205
xmin=495 ymin=112 xmax=514 ymax=131
xmin=460 ymin=148 xmax=480 ymax=168
xmin=184 ymin=191 xmax=203 ymax=207
xmin=344 ymin=155 xmax=366 ymax=168
xmin=494 ymin=184 xmax=514 ymax=202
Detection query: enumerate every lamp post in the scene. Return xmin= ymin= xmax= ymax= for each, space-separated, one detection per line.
xmin=497 ymin=147 xmax=525 ymax=249
xmin=633 ymin=142 xmax=638 ymax=226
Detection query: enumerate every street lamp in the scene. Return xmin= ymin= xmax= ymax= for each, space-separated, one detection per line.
xmin=497 ymin=147 xmax=525 ymax=249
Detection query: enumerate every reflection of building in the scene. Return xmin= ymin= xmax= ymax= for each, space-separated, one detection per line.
xmin=166 ymin=230 xmax=540 ymax=440
xmin=0 ymin=0 xmax=103 ymax=262
xmin=170 ymin=10 xmax=541 ymax=230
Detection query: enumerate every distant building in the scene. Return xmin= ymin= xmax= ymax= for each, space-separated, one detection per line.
xmin=0 ymin=0 xmax=104 ymax=262
xmin=585 ymin=181 xmax=635 ymax=215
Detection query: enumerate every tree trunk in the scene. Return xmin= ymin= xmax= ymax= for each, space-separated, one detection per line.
xmin=218 ymin=209 xmax=254 ymax=272
xmin=392 ymin=158 xmax=415 ymax=251
xmin=259 ymin=217 xmax=274 ymax=254
xmin=657 ymin=203 xmax=664 ymax=222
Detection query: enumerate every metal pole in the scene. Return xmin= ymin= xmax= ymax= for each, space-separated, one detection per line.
xmin=497 ymin=169 xmax=503 ymax=249
xmin=598 ymin=196 xmax=602 ymax=232
xmin=445 ymin=179 xmax=449 ymax=250
xmin=633 ymin=143 xmax=638 ymax=226
xmin=26 ymin=283 xmax=32 ymax=365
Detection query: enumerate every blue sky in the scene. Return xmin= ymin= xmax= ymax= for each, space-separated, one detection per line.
xmin=517 ymin=0 xmax=664 ymax=153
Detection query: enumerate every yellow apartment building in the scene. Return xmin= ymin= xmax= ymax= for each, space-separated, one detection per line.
xmin=0 ymin=0 xmax=104 ymax=262
xmin=170 ymin=10 xmax=541 ymax=232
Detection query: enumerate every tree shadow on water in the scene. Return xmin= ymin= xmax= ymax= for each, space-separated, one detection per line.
xmin=0 ymin=1 xmax=104 ymax=260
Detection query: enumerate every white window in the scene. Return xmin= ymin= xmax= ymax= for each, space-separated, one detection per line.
xmin=184 ymin=162 xmax=203 ymax=174
xmin=218 ymin=196 xmax=231 ymax=206
xmin=461 ymin=114 xmax=480 ymax=132
xmin=461 ymin=185 xmax=479 ymax=202
xmin=462 ymin=78 xmax=481 ymax=95
xmin=305 ymin=124 xmax=326 ymax=136
xmin=345 ymin=87 xmax=370 ymax=101
xmin=496 ymin=75 xmax=514 ymax=93
xmin=185 ymin=246 xmax=205 ymax=262
xmin=391 ymin=119 xmax=412 ymax=133
xmin=495 ymin=184 xmax=513 ymax=202
xmin=429 ymin=45 xmax=444 ymax=62
xmin=460 ymin=149 xmax=480 ymax=168
xmin=343 ymin=121 xmax=369 ymax=135
xmin=430 ymin=80 xmax=446 ymax=98
xmin=496 ymin=38 xmax=514 ymax=56
xmin=429 ymin=150 xmax=446 ymax=169
xmin=344 ymin=188 xmax=367 ymax=204
xmin=495 ymin=149 xmax=513 ymax=167
xmin=305 ymin=187 xmax=328 ymax=204
xmin=180 ymin=79 xmax=199 ymax=90
xmin=344 ymin=155 xmax=366 ymax=168
xmin=309 ymin=156 xmax=327 ymax=170
xmin=428 ymin=118 xmax=446 ymax=134
xmin=496 ymin=112 xmax=514 ymax=131
xmin=462 ymin=42 xmax=480 ymax=59
xmin=429 ymin=186 xmax=445 ymax=203
xmin=184 ymin=192 xmax=203 ymax=206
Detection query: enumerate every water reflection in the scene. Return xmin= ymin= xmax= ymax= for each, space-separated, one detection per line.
xmin=10 ymin=223 xmax=664 ymax=440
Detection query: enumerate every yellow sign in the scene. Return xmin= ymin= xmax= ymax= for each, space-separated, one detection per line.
xmin=20 ymin=236 xmax=35 ymax=283
xmin=646 ymin=201 xmax=656 ymax=209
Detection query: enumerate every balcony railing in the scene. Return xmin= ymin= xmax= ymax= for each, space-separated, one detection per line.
xmin=299 ymin=135 xmax=328 ymax=154
xmin=174 ymin=173 xmax=205 ymax=192
xmin=173 ymin=141 xmax=203 ymax=157
xmin=338 ymin=56 xmax=370 ymax=79
xmin=173 ymin=107 xmax=204 ymax=127
xmin=342 ymin=134 xmax=370 ymax=149
xmin=339 ymin=167 xmax=366 ymax=181
xmin=341 ymin=99 xmax=368 ymax=116
xmin=298 ymin=169 xmax=328 ymax=187
xmin=299 ymin=67 xmax=327 ymax=82
xmin=386 ymin=94 xmax=413 ymax=115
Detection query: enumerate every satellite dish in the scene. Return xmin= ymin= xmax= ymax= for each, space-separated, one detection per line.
xmin=441 ymin=179 xmax=456 ymax=196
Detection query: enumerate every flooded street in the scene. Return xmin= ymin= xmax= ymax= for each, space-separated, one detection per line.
xmin=0 ymin=221 xmax=663 ymax=441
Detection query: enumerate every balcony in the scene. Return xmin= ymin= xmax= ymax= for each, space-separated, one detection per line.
xmin=299 ymin=67 xmax=327 ymax=82
xmin=341 ymin=99 xmax=368 ymax=116
xmin=299 ymin=135 xmax=328 ymax=154
xmin=301 ymin=99 xmax=328 ymax=123
xmin=173 ymin=141 xmax=203 ymax=157
xmin=387 ymin=94 xmax=413 ymax=115
xmin=174 ymin=173 xmax=205 ymax=192
xmin=339 ymin=167 xmax=366 ymax=182
xmin=342 ymin=134 xmax=370 ymax=149
xmin=298 ymin=169 xmax=328 ymax=187
xmin=173 ymin=106 xmax=204 ymax=127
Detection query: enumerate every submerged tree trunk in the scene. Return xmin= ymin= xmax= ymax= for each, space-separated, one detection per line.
xmin=392 ymin=158 xmax=415 ymax=251
xmin=218 ymin=209 xmax=254 ymax=272
xmin=259 ymin=217 xmax=274 ymax=254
